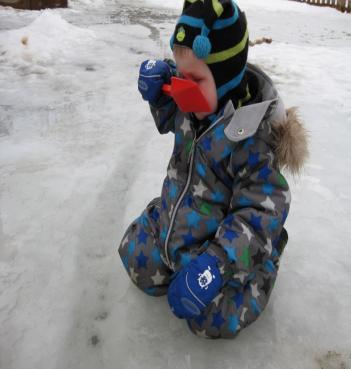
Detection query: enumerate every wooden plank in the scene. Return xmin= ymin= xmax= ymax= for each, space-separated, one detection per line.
xmin=0 ymin=0 xmax=67 ymax=8
xmin=0 ymin=0 xmax=30 ymax=8
xmin=30 ymin=0 xmax=67 ymax=8
xmin=29 ymin=0 xmax=43 ymax=9
xmin=295 ymin=0 xmax=351 ymax=10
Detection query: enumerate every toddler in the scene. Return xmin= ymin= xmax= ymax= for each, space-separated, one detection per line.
xmin=118 ymin=0 xmax=308 ymax=339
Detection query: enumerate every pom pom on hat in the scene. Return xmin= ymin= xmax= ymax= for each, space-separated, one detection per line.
xmin=192 ymin=35 xmax=211 ymax=59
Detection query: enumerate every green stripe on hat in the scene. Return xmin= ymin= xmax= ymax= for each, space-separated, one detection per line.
xmin=212 ymin=0 xmax=224 ymax=17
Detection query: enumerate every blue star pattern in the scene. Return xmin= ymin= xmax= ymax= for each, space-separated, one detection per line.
xmin=136 ymin=251 xmax=148 ymax=269
xmin=248 ymin=151 xmax=260 ymax=167
xmin=151 ymin=247 xmax=162 ymax=264
xmin=144 ymin=287 xmax=156 ymax=296
xmin=258 ymin=165 xmax=272 ymax=181
xmin=182 ymin=230 xmax=197 ymax=246
xmin=262 ymin=183 xmax=274 ymax=195
xmin=160 ymin=226 xmax=168 ymax=241
xmin=243 ymin=137 xmax=254 ymax=149
xmin=194 ymin=313 xmax=206 ymax=327
xmin=211 ymin=311 xmax=226 ymax=329
xmin=211 ymin=158 xmax=222 ymax=174
xmin=250 ymin=298 xmax=261 ymax=315
xmin=180 ymin=252 xmax=192 ymax=267
xmin=272 ymin=248 xmax=279 ymax=258
xmin=186 ymin=211 xmax=202 ymax=229
xmin=221 ymin=145 xmax=232 ymax=159
xmin=264 ymin=259 xmax=275 ymax=273
xmin=238 ymin=196 xmax=252 ymax=206
xmin=121 ymin=255 xmax=129 ymax=270
xmin=182 ymin=194 xmax=193 ymax=207
xmin=223 ymin=214 xmax=234 ymax=225
xmin=233 ymin=292 xmax=244 ymax=309
xmin=196 ymin=163 xmax=206 ymax=177
xmin=206 ymin=218 xmax=219 ymax=233
xmin=224 ymin=246 xmax=236 ymax=262
xmin=175 ymin=132 xmax=183 ymax=145
xmin=249 ymin=214 xmax=262 ymax=231
xmin=150 ymin=207 xmax=159 ymax=222
xmin=137 ymin=228 xmax=148 ymax=245
xmin=214 ymin=124 xmax=225 ymax=141
xmin=162 ymin=199 xmax=167 ymax=210
xmin=169 ymin=182 xmax=178 ymax=199
xmin=138 ymin=213 xmax=148 ymax=227
xmin=170 ymin=246 xmax=178 ymax=261
xmin=227 ymin=314 xmax=239 ymax=333
xmin=211 ymin=190 xmax=224 ymax=202
xmin=268 ymin=217 xmax=279 ymax=232
xmin=128 ymin=240 xmax=136 ymax=255
xmin=224 ymin=229 xmax=238 ymax=242
xmin=201 ymin=137 xmax=212 ymax=151
xmin=227 ymin=280 xmax=241 ymax=289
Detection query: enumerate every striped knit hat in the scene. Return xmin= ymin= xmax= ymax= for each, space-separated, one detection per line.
xmin=170 ymin=0 xmax=250 ymax=111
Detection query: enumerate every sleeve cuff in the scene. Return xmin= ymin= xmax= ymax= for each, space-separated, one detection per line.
xmin=206 ymin=243 xmax=235 ymax=286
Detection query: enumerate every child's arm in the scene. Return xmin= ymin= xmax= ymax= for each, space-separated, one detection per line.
xmin=149 ymin=91 xmax=178 ymax=135
xmin=206 ymin=137 xmax=291 ymax=286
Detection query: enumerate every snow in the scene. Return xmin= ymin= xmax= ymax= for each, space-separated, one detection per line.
xmin=0 ymin=1 xmax=351 ymax=369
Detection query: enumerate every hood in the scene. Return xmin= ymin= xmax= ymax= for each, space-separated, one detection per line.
xmin=223 ymin=63 xmax=309 ymax=175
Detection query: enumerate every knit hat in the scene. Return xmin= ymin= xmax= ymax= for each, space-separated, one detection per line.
xmin=170 ymin=0 xmax=250 ymax=111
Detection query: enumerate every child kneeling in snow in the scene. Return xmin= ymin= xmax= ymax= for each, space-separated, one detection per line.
xmin=118 ymin=0 xmax=308 ymax=339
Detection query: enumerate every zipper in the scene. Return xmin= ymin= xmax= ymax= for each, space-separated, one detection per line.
xmin=164 ymin=115 xmax=225 ymax=270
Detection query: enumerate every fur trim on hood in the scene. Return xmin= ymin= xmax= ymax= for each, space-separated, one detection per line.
xmin=271 ymin=107 xmax=309 ymax=176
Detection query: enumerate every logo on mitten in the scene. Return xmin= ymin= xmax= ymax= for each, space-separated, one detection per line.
xmin=146 ymin=60 xmax=157 ymax=70
xmin=198 ymin=266 xmax=215 ymax=290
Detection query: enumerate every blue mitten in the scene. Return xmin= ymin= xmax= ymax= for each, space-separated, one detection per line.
xmin=138 ymin=59 xmax=173 ymax=105
xmin=167 ymin=253 xmax=222 ymax=319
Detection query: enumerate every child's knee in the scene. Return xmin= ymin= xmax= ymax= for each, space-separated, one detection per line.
xmin=118 ymin=219 xmax=153 ymax=277
xmin=117 ymin=215 xmax=172 ymax=296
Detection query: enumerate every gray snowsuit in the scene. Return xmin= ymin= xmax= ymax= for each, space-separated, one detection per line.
xmin=118 ymin=63 xmax=292 ymax=339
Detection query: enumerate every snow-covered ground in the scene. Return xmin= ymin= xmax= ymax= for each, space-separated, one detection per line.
xmin=0 ymin=0 xmax=351 ymax=368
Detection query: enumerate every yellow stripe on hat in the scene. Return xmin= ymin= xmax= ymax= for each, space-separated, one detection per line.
xmin=212 ymin=0 xmax=224 ymax=17
xmin=205 ymin=27 xmax=249 ymax=64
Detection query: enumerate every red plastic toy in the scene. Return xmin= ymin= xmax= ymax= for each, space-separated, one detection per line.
xmin=162 ymin=77 xmax=211 ymax=113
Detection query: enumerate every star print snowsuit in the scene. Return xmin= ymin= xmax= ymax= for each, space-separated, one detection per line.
xmin=118 ymin=63 xmax=308 ymax=339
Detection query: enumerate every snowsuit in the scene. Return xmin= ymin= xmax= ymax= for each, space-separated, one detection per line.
xmin=118 ymin=64 xmax=292 ymax=339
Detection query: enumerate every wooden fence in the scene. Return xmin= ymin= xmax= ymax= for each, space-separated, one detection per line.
xmin=292 ymin=0 xmax=351 ymax=13
xmin=0 ymin=0 xmax=67 ymax=9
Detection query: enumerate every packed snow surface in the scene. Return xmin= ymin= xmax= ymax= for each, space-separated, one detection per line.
xmin=0 ymin=0 xmax=351 ymax=368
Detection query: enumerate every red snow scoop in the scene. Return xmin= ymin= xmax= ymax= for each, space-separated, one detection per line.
xmin=162 ymin=77 xmax=211 ymax=113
